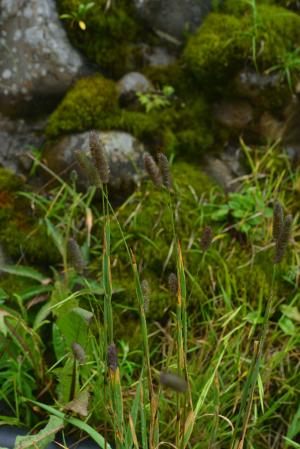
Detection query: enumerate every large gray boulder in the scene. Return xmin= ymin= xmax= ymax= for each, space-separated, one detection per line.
xmin=0 ymin=113 xmax=45 ymax=173
xmin=0 ymin=0 xmax=90 ymax=117
xmin=42 ymin=131 xmax=146 ymax=198
xmin=133 ymin=0 xmax=212 ymax=40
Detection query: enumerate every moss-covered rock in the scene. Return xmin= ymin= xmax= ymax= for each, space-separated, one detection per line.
xmin=45 ymin=74 xmax=215 ymax=157
xmin=46 ymin=75 xmax=119 ymax=138
xmin=184 ymin=13 xmax=247 ymax=84
xmin=183 ymin=5 xmax=300 ymax=85
xmin=0 ymin=168 xmax=59 ymax=265
xmin=56 ymin=0 xmax=141 ymax=77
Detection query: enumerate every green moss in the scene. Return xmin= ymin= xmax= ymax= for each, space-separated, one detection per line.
xmin=0 ymin=168 xmax=59 ymax=265
xmin=56 ymin=0 xmax=140 ymax=77
xmin=183 ymin=5 xmax=300 ymax=84
xmin=46 ymin=75 xmax=118 ymax=138
xmin=46 ymin=75 xmax=215 ymax=158
xmin=183 ymin=13 xmax=248 ymax=84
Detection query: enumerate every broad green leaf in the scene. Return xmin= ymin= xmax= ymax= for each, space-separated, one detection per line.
xmin=245 ymin=311 xmax=264 ymax=324
xmin=45 ymin=219 xmax=64 ymax=257
xmin=279 ymin=316 xmax=296 ymax=336
xmin=211 ymin=207 xmax=229 ymax=221
xmin=14 ymin=415 xmax=64 ymax=449
xmin=52 ymin=323 xmax=66 ymax=360
xmin=27 ymin=400 xmax=111 ymax=449
xmin=287 ymin=403 xmax=300 ymax=440
xmin=0 ymin=265 xmax=45 ymax=282
xmin=280 ymin=305 xmax=300 ymax=322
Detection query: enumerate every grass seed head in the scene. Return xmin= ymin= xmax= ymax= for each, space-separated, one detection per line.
xmin=75 ymin=149 xmax=101 ymax=188
xmin=201 ymin=226 xmax=213 ymax=251
xmin=168 ymin=272 xmax=178 ymax=296
xmin=157 ymin=152 xmax=172 ymax=190
xmin=67 ymin=238 xmax=86 ymax=274
xmin=144 ymin=153 xmax=162 ymax=187
xmin=274 ymin=214 xmax=292 ymax=264
xmin=160 ymin=371 xmax=188 ymax=393
xmin=108 ymin=343 xmax=118 ymax=372
xmin=141 ymin=279 xmax=150 ymax=313
xmin=89 ymin=131 xmax=110 ymax=184
xmin=72 ymin=342 xmax=86 ymax=363
xmin=273 ymin=200 xmax=284 ymax=241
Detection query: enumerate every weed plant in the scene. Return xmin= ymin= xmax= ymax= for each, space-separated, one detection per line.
xmin=0 ymin=138 xmax=299 ymax=449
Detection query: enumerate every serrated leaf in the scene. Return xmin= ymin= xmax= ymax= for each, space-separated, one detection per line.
xmin=52 ymin=323 xmax=66 ymax=360
xmin=14 ymin=415 xmax=64 ymax=449
xmin=64 ymin=390 xmax=89 ymax=417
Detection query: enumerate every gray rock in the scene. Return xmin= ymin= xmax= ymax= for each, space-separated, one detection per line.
xmin=203 ymin=145 xmax=247 ymax=193
xmin=137 ymin=45 xmax=177 ymax=67
xmin=117 ymin=72 xmax=153 ymax=97
xmin=235 ymin=69 xmax=280 ymax=99
xmin=0 ymin=0 xmax=90 ymax=117
xmin=42 ymin=131 xmax=145 ymax=197
xmin=0 ymin=113 xmax=45 ymax=173
xmin=213 ymin=100 xmax=253 ymax=130
xmin=117 ymin=72 xmax=153 ymax=109
xmin=133 ymin=0 xmax=212 ymax=40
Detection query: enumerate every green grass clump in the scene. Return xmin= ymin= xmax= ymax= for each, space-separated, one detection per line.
xmin=56 ymin=0 xmax=140 ymax=77
xmin=0 ymin=143 xmax=299 ymax=448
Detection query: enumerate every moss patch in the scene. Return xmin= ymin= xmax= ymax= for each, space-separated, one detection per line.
xmin=56 ymin=0 xmax=141 ymax=77
xmin=46 ymin=75 xmax=119 ymax=138
xmin=183 ymin=5 xmax=300 ymax=85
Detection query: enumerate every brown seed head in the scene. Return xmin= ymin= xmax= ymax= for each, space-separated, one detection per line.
xmin=89 ymin=131 xmax=110 ymax=184
xmin=201 ymin=226 xmax=213 ymax=251
xmin=107 ymin=343 xmax=118 ymax=372
xmin=144 ymin=153 xmax=162 ymax=187
xmin=274 ymin=214 xmax=292 ymax=264
xmin=72 ymin=342 xmax=86 ymax=363
xmin=141 ymin=279 xmax=150 ymax=313
xmin=160 ymin=371 xmax=187 ymax=393
xmin=273 ymin=200 xmax=284 ymax=241
xmin=67 ymin=238 xmax=86 ymax=274
xmin=75 ymin=150 xmax=101 ymax=188
xmin=157 ymin=153 xmax=172 ymax=190
xmin=168 ymin=272 xmax=178 ymax=296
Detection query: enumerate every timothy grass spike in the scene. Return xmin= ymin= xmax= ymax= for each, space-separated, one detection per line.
xmin=144 ymin=153 xmax=162 ymax=187
xmin=274 ymin=214 xmax=292 ymax=264
xmin=72 ymin=342 xmax=86 ymax=363
xmin=157 ymin=152 xmax=172 ymax=190
xmin=67 ymin=238 xmax=86 ymax=274
xmin=200 ymin=226 xmax=213 ymax=251
xmin=272 ymin=200 xmax=284 ymax=241
xmin=89 ymin=130 xmax=110 ymax=184
xmin=75 ymin=149 xmax=101 ymax=188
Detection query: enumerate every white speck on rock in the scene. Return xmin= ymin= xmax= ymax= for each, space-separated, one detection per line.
xmin=2 ymin=69 xmax=12 ymax=79
xmin=13 ymin=30 xmax=22 ymax=41
xmin=24 ymin=6 xmax=33 ymax=18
